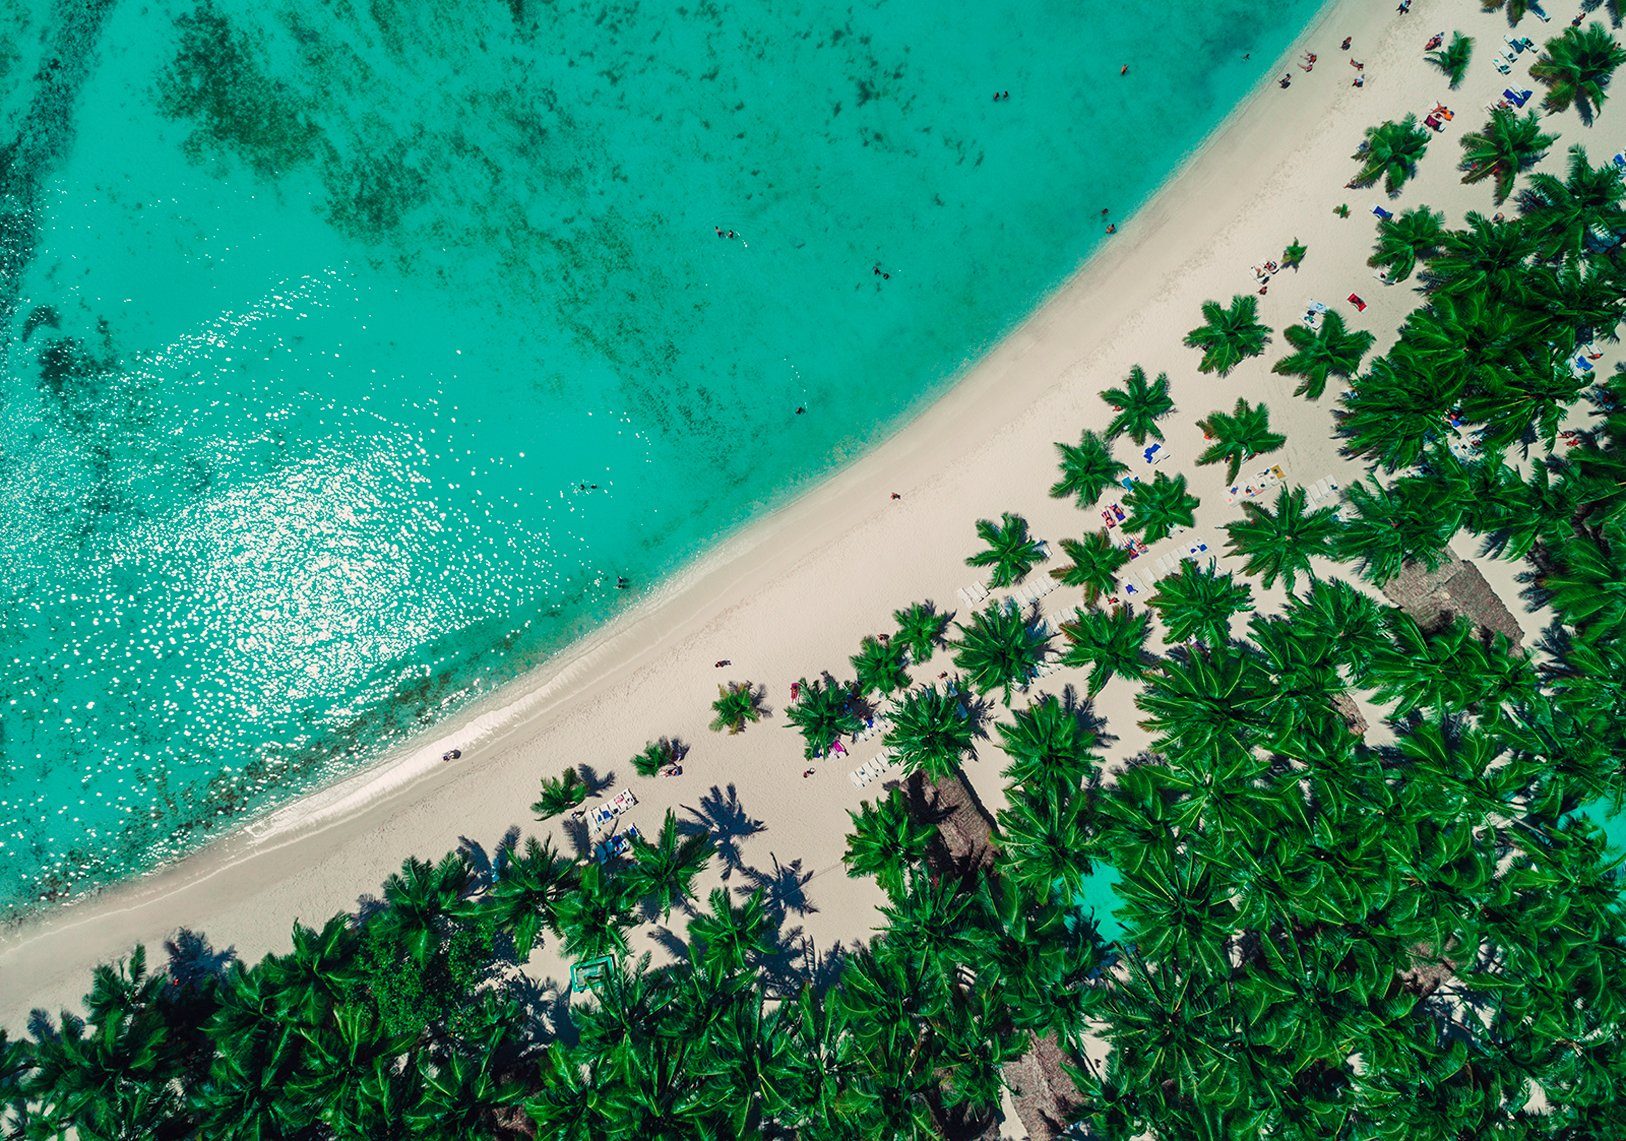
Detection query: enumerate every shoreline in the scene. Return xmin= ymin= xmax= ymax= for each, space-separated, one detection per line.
xmin=1 ymin=0 xmax=1418 ymax=1021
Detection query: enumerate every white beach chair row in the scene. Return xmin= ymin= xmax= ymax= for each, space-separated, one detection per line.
xmin=849 ymin=748 xmax=901 ymax=789
xmin=1118 ymin=535 xmax=1215 ymax=599
xmin=1011 ymin=574 xmax=1059 ymax=607
xmin=1305 ymin=475 xmax=1344 ymax=505
xmin=853 ymin=714 xmax=890 ymax=743
xmin=956 ymin=582 xmax=990 ymax=608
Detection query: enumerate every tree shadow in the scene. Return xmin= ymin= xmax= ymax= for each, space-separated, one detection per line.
xmin=802 ymin=937 xmax=851 ymax=998
xmin=163 ymin=928 xmax=237 ymax=990
xmin=1059 ymin=684 xmax=1120 ymax=749
xmin=458 ymin=825 xmax=520 ymax=890
xmin=681 ymin=783 xmax=765 ymax=881
xmin=577 ymin=763 xmax=616 ymax=797
xmin=735 ymin=853 xmax=818 ymax=917
xmin=500 ymin=971 xmax=575 ymax=1045
xmin=561 ymin=815 xmax=592 ymax=860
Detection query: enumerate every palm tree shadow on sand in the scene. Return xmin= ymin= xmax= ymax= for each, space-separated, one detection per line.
xmin=680 ymin=782 xmax=764 ymax=881
xmin=734 ymin=853 xmax=819 ymax=917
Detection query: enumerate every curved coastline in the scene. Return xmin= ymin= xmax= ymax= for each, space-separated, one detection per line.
xmin=0 ymin=0 xmax=1385 ymax=1022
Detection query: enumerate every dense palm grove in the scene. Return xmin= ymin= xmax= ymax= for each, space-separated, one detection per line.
xmin=8 ymin=20 xmax=1626 ymax=1141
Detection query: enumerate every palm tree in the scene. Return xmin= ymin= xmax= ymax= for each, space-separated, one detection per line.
xmin=1458 ymin=107 xmax=1558 ymax=203
xmin=379 ymin=853 xmax=470 ymax=964
xmin=1352 ymin=115 xmax=1431 ymax=195
xmin=689 ymin=888 xmax=776 ymax=975
xmin=1222 ymin=484 xmax=1340 ymax=590
xmin=551 ymin=862 xmax=633 ymax=961
xmin=482 ymin=836 xmax=574 ymax=960
xmin=785 ymin=676 xmax=861 ymax=758
xmin=842 ymin=788 xmax=938 ymax=898
xmin=995 ymin=786 xmax=1095 ymax=903
xmin=1049 ymin=429 xmax=1128 ymax=508
xmin=965 ymin=511 xmax=1045 ymax=587
xmin=1531 ymin=22 xmax=1626 ymax=123
xmin=629 ymin=737 xmax=682 ymax=778
xmin=1282 ymin=237 xmax=1307 ymax=269
xmin=710 ymin=681 xmax=765 ymax=734
xmin=1195 ymin=398 xmax=1287 ymax=482
xmin=951 ymin=598 xmax=1049 ymax=702
xmin=1369 ymin=205 xmax=1447 ymax=282
xmin=892 ymin=601 xmax=951 ymax=665
xmin=626 ymin=810 xmax=714 ymax=920
xmin=1332 ymin=476 xmax=1458 ymax=585
xmin=531 ymin=768 xmax=587 ymax=820
xmin=1427 ymin=31 xmax=1474 ymax=88
xmin=996 ymin=693 xmax=1101 ymax=791
xmin=851 ymin=635 xmax=909 ymax=697
xmin=1272 ymin=310 xmax=1375 ymax=400
xmin=1519 ymin=144 xmax=1626 ymax=261
xmin=1423 ymin=209 xmax=1540 ymax=298
xmin=1123 ymin=471 xmax=1199 ymax=544
xmin=1058 ymin=606 xmax=1154 ymax=695
xmin=261 ymin=915 xmax=360 ymax=1027
xmin=1482 ymin=0 xmax=1534 ymax=24
xmin=1099 ymin=366 xmax=1175 ymax=444
xmin=1147 ymin=561 xmax=1254 ymax=646
xmin=882 ymin=682 xmax=979 ymax=780
xmin=1184 ymin=295 xmax=1271 ymax=377
xmin=1049 ymin=531 xmax=1132 ymax=606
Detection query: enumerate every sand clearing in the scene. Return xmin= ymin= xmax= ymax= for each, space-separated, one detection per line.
xmin=0 ymin=0 xmax=1580 ymax=1023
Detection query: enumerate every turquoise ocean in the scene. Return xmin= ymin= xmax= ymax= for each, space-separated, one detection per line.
xmin=0 ymin=0 xmax=1324 ymax=914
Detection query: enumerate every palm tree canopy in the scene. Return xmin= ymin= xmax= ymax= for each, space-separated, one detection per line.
xmin=1353 ymin=115 xmax=1431 ymax=195
xmin=1183 ymin=295 xmax=1271 ymax=377
xmin=1272 ymin=310 xmax=1375 ymax=400
xmin=1099 ymin=365 xmax=1175 ymax=444
xmin=892 ymin=601 xmax=951 ymax=666
xmin=850 ymin=635 xmax=909 ymax=697
xmin=1532 ymin=22 xmax=1626 ymax=123
xmin=1519 ymin=144 xmax=1626 ymax=262
xmin=709 ymin=681 xmax=764 ymax=734
xmin=965 ymin=511 xmax=1045 ymax=588
xmin=1049 ymin=429 xmax=1128 ymax=507
xmin=882 ymin=682 xmax=979 ymax=782
xmin=1369 ymin=205 xmax=1447 ymax=282
xmin=843 ymin=789 xmax=937 ymax=898
xmin=1222 ymin=484 xmax=1340 ymax=591
xmin=1458 ymin=107 xmax=1558 ymax=203
xmin=1058 ymin=605 xmax=1154 ymax=695
xmin=1123 ymin=471 xmax=1200 ymax=545
xmin=1147 ymin=560 xmax=1255 ymax=646
xmin=1427 ymin=31 xmax=1474 ymax=88
xmin=784 ymin=676 xmax=861 ymax=759
xmin=1195 ymin=397 xmax=1287 ymax=483
xmin=950 ymin=598 xmax=1050 ymax=702
xmin=1050 ymin=531 xmax=1132 ymax=605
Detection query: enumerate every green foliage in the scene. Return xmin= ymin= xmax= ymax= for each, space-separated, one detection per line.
xmin=1459 ymin=107 xmax=1558 ymax=203
xmin=1049 ymin=531 xmax=1132 ymax=606
xmin=1183 ymin=295 xmax=1271 ymax=377
xmin=965 ymin=511 xmax=1046 ymax=588
xmin=996 ymin=693 xmax=1101 ymax=792
xmin=1353 ymin=115 xmax=1431 ymax=195
xmin=531 ymin=767 xmax=587 ymax=820
xmin=1427 ymin=31 xmax=1474 ymax=88
xmin=882 ymin=682 xmax=979 ymax=781
xmin=1048 ymin=429 xmax=1127 ymax=508
xmin=1058 ymin=605 xmax=1154 ymax=695
xmin=850 ymin=635 xmax=910 ymax=697
xmin=1099 ymin=365 xmax=1174 ymax=445
xmin=1273 ymin=309 xmax=1374 ymax=400
xmin=709 ymin=681 xmax=764 ymax=734
xmin=1532 ymin=21 xmax=1626 ymax=123
xmin=784 ymin=676 xmax=861 ymax=759
xmin=1123 ymin=471 xmax=1200 ymax=544
xmin=1147 ymin=560 xmax=1255 ymax=646
xmin=1281 ymin=237 xmax=1307 ymax=269
xmin=892 ymin=600 xmax=951 ymax=665
xmin=950 ymin=598 xmax=1050 ymax=702
xmin=1195 ymin=397 xmax=1286 ymax=483
xmin=843 ymin=788 xmax=937 ymax=898
xmin=626 ymin=809 xmax=713 ymax=920
xmin=1222 ymin=483 xmax=1340 ymax=591
xmin=1369 ymin=205 xmax=1446 ymax=282
xmin=630 ymin=737 xmax=680 ymax=778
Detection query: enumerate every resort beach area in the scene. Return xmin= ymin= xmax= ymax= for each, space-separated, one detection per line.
xmin=0 ymin=0 xmax=1567 ymax=1027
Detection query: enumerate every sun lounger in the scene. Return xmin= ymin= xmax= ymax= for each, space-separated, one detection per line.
xmin=849 ymin=770 xmax=865 ymax=789
xmin=588 ymin=804 xmax=616 ymax=829
xmin=1528 ymin=1 xmax=1549 ymax=22
xmin=1494 ymin=58 xmax=1511 ymax=75
xmin=1372 ymin=205 xmax=1393 ymax=221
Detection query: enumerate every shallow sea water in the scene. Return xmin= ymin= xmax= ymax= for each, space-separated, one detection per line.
xmin=0 ymin=0 xmax=1321 ymax=912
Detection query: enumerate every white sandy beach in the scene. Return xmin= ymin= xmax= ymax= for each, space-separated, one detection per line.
xmin=1 ymin=0 xmax=1586 ymax=1024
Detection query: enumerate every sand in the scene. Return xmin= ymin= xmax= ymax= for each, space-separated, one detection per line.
xmin=1 ymin=0 xmax=1586 ymax=1025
